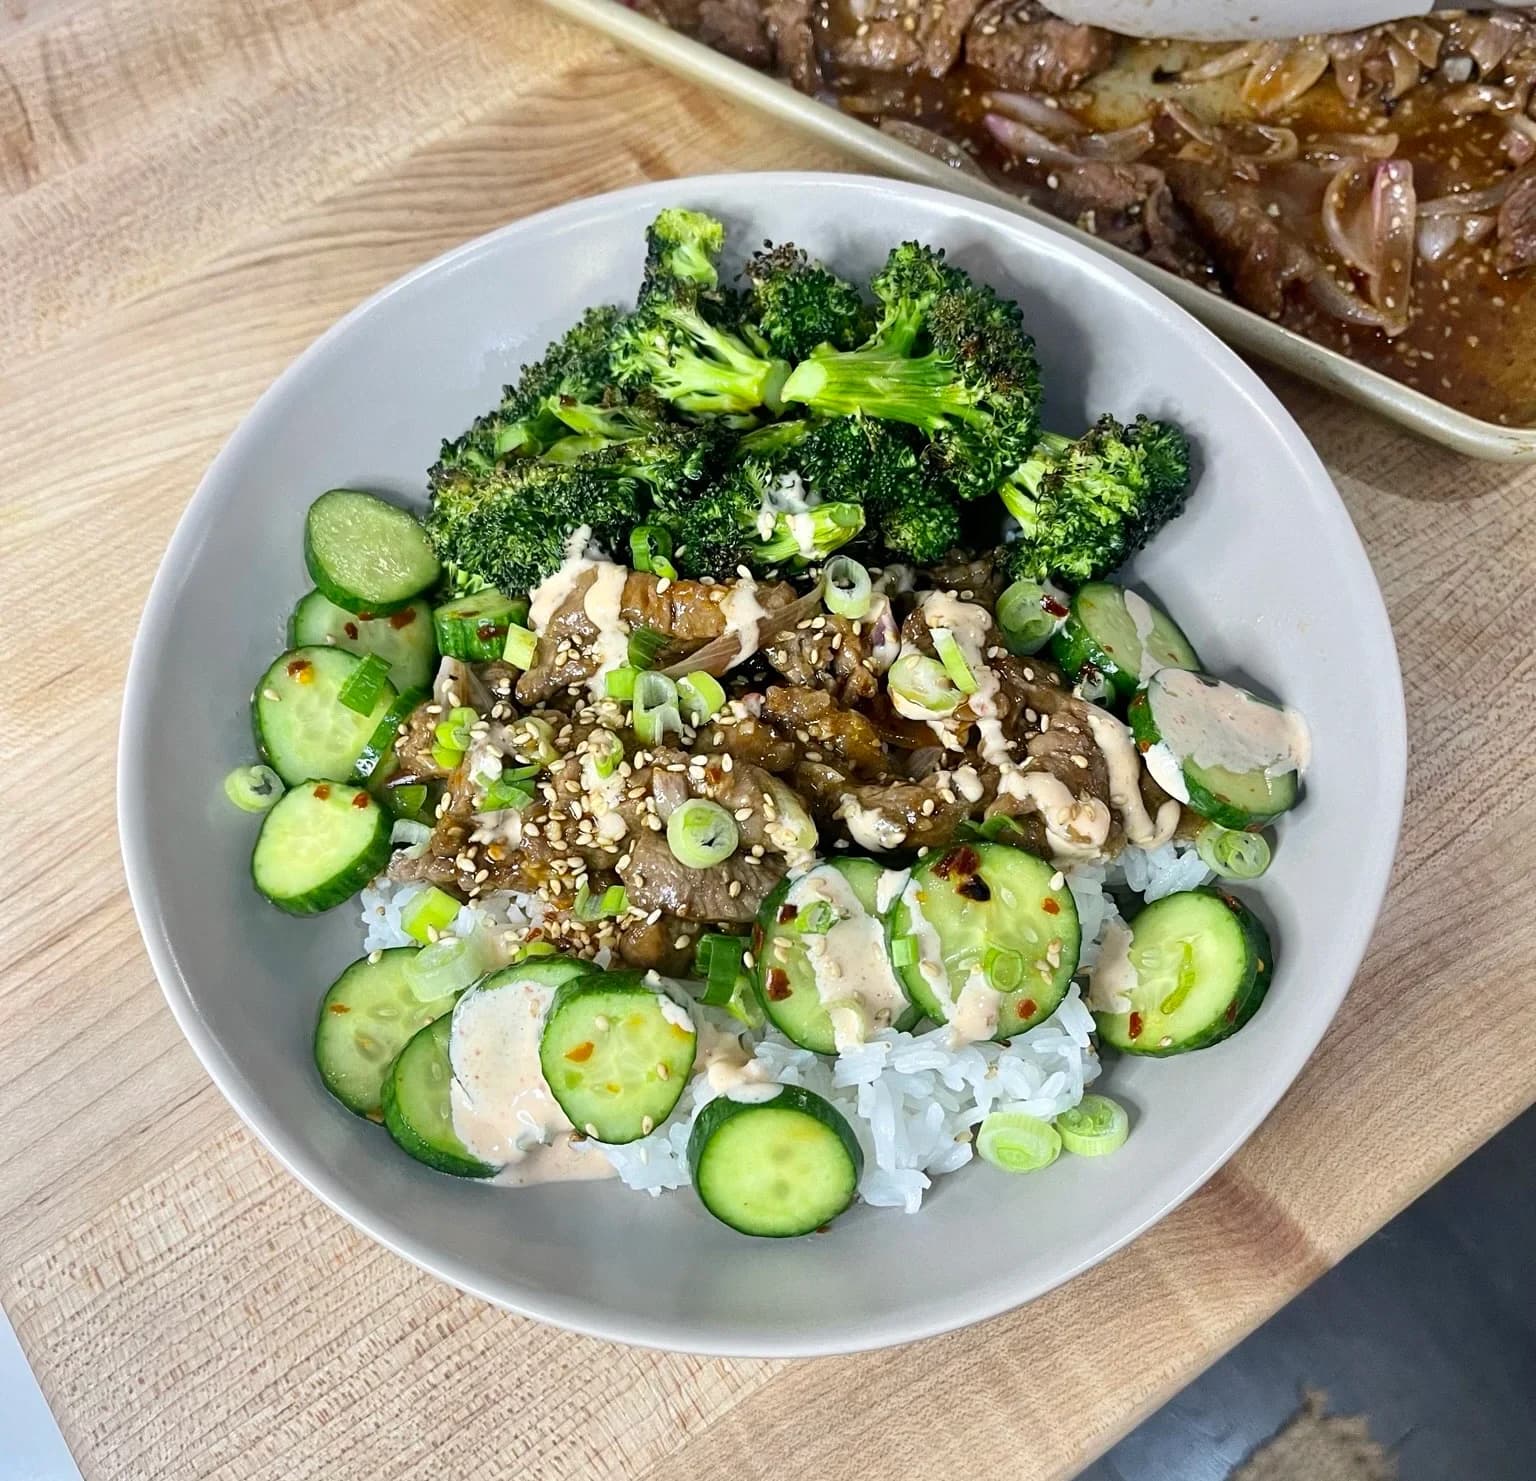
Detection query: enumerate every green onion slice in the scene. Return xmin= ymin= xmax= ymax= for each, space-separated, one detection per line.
xmin=400 ymin=885 xmax=461 ymax=945
xmin=605 ymin=666 xmax=639 ymax=702
xmin=435 ymin=706 xmax=479 ymax=752
xmin=573 ymin=882 xmax=628 ymax=921
xmin=1054 ymin=1094 xmax=1130 ymax=1157
xmin=223 ymin=764 xmax=284 ymax=813
xmin=996 ymin=578 xmax=1060 ymax=657
xmin=627 ymin=624 xmax=672 ymax=671
xmin=480 ymin=774 xmax=535 ymax=812
xmin=503 ymin=623 xmax=538 ymax=671
xmin=931 ymin=629 xmax=979 ymax=695
xmin=983 ymin=945 xmax=1024 ymax=991
xmin=404 ymin=932 xmax=494 ymax=998
xmin=889 ymin=652 xmax=961 ymax=715
xmin=666 ymin=797 xmax=738 ymax=868
xmin=797 ymin=901 xmax=835 ymax=935
xmin=512 ymin=716 xmax=558 ymax=764
xmin=890 ymin=934 xmax=918 ymax=968
xmin=695 ymin=933 xmax=747 ymax=1006
xmin=337 ymin=654 xmax=392 ymax=715
xmin=384 ymin=783 xmax=428 ymax=820
xmin=630 ymin=525 xmax=677 ymax=580
xmin=431 ymin=743 xmax=463 ymax=771
xmin=1195 ymin=821 xmax=1272 ymax=880
xmin=823 ymin=555 xmax=872 ymax=620
xmin=677 ymin=671 xmax=726 ymax=726
xmin=975 ymin=1110 xmax=1062 ymax=1174
xmin=633 ymin=671 xmax=681 ymax=747
xmin=587 ymin=729 xmax=623 ymax=779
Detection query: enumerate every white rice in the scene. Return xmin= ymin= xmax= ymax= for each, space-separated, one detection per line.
xmin=356 ymin=836 xmax=1208 ymax=1214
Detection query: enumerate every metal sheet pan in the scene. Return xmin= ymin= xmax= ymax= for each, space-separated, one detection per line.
xmin=542 ymin=0 xmax=1536 ymax=461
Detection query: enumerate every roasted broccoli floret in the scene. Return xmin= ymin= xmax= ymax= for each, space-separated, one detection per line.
xmin=538 ymin=393 xmax=726 ymax=499
xmin=742 ymin=243 xmax=873 ymax=362
xmin=425 ymin=461 xmax=644 ymax=595
xmin=643 ymin=207 xmax=726 ymax=292
xmin=778 ymin=243 xmax=1041 ymax=501
xmin=429 ymin=305 xmax=624 ymax=483
xmin=609 ymin=277 xmax=792 ymax=418
xmin=658 ymin=460 xmax=864 ymax=578
xmin=998 ymin=413 xmax=1192 ymax=586
xmin=879 ymin=483 xmax=963 ymax=564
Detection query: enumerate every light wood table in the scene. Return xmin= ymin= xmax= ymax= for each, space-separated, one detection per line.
xmin=2 ymin=2 xmax=1533 ymax=1477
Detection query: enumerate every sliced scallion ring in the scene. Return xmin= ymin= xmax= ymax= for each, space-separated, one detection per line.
xmin=997 ymin=578 xmax=1060 ymax=657
xmin=403 ymin=932 xmax=494 ymax=997
xmin=1054 ymin=1094 xmax=1130 ymax=1157
xmin=931 ymin=628 xmax=979 ymax=694
xmin=630 ymin=525 xmax=678 ymax=581
xmin=983 ymin=945 xmax=1024 ymax=991
xmin=975 ymin=1110 xmax=1061 ymax=1173
xmin=605 ymin=666 xmax=639 ymax=702
xmin=503 ymin=623 xmax=538 ymax=671
xmin=677 ymin=671 xmax=726 ymax=726
xmin=224 ymin=764 xmax=285 ymax=813
xmin=889 ymin=652 xmax=961 ymax=715
xmin=587 ymin=729 xmax=623 ymax=779
xmin=627 ymin=624 xmax=672 ymax=671
xmin=633 ymin=671 xmax=682 ymax=747
xmin=695 ymin=933 xmax=747 ymax=1006
xmin=573 ymin=882 xmax=628 ymax=921
xmin=890 ymin=935 xmax=918 ymax=968
xmin=512 ymin=716 xmax=558 ymax=765
xmin=1195 ymin=821 xmax=1273 ymax=880
xmin=666 ymin=797 xmax=739 ymax=868
xmin=823 ymin=555 xmax=872 ymax=619
xmin=400 ymin=885 xmax=461 ymax=945
xmin=435 ymin=705 xmax=479 ymax=752
xmin=479 ymin=774 xmax=535 ymax=812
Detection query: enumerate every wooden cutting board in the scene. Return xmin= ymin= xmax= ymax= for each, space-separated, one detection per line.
xmin=1 ymin=2 xmax=1533 ymax=1477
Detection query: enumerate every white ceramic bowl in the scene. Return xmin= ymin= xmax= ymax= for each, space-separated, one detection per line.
xmin=119 ymin=173 xmax=1405 ymax=1357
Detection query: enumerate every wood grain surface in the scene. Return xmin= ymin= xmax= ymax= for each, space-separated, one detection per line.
xmin=1 ymin=2 xmax=1533 ymax=1477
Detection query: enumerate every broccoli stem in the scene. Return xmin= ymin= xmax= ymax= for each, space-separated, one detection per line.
xmin=780 ymin=349 xmax=984 ymax=432
xmin=750 ymin=503 xmax=864 ymax=566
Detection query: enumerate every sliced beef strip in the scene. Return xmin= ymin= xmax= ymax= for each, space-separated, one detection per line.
xmin=924 ymin=551 xmax=1006 ymax=607
xmin=762 ymin=611 xmax=880 ymax=705
xmin=794 ymin=759 xmax=982 ymax=850
xmin=763 ymin=0 xmax=822 ymax=92
xmin=392 ymin=699 xmax=451 ymax=782
xmin=761 ymin=685 xmax=886 ymax=776
xmin=697 ymin=0 xmax=772 ymax=68
xmin=825 ymin=9 xmax=923 ymax=73
xmin=619 ymin=829 xmax=784 ymax=923
xmin=965 ymin=1 xmax=1116 ymax=93
xmin=697 ymin=713 xmax=799 ymax=773
xmin=921 ymin=0 xmax=984 ymax=76
xmin=1497 ymin=171 xmax=1536 ymax=274
xmin=634 ymin=745 xmax=791 ymax=854
xmin=614 ymin=912 xmax=706 ymax=976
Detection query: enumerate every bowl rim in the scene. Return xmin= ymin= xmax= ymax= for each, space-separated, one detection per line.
xmin=118 ymin=170 xmax=1407 ymax=1357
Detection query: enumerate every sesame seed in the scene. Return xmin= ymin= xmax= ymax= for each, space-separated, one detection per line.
xmin=742 ymin=951 xmax=755 ymax=970
xmin=641 ymin=1116 xmax=655 ymax=1135
xmin=656 ymin=1062 xmax=671 ymax=1080
xmin=585 ymin=1122 xmax=599 ymax=1137
xmin=367 ymin=949 xmax=383 ymax=964
xmin=728 ymin=880 xmax=743 ymax=897
xmin=261 ymin=687 xmax=280 ymax=702
xmin=594 ymin=1015 xmax=610 ymax=1031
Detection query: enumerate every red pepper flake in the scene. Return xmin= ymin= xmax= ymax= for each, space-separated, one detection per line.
xmin=957 ymin=873 xmax=991 ymax=902
xmin=766 ymin=969 xmax=791 ymax=1001
xmin=1019 ymin=998 xmax=1037 ymax=1019
xmin=751 ymin=923 xmax=765 ymax=954
xmin=1128 ymin=1011 xmax=1144 ymax=1040
xmin=476 ymin=621 xmax=506 ymax=642
xmin=351 ymin=792 xmax=370 ymax=809
xmin=313 ymin=784 xmax=331 ymax=800
xmin=776 ymin=903 xmax=799 ymax=925
xmin=933 ymin=846 xmax=980 ymax=880
xmin=565 ymin=1041 xmax=595 ymax=1063
xmin=1042 ymin=595 xmax=1069 ymax=618
xmin=286 ymin=658 xmax=313 ymax=680
xmin=1041 ymin=897 xmax=1060 ymax=915
xmin=328 ymin=1003 xmax=351 ymax=1014
xmin=357 ymin=610 xmax=376 ymax=622
xmin=1138 ymin=738 xmax=1152 ymax=753
xmin=343 ymin=622 xmax=359 ymax=640
xmin=389 ymin=607 xmax=417 ymax=629
xmin=1225 ymin=1000 xmax=1239 ymax=1023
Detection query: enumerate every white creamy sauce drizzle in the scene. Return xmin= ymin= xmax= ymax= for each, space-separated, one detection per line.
xmin=997 ymin=770 xmax=1112 ymax=863
xmin=579 ymin=731 xmax=629 ymax=844
xmin=695 ymin=1017 xmax=773 ymax=1097
xmin=725 ymin=1082 xmax=784 ymax=1105
xmin=874 ymin=866 xmax=911 ymax=915
xmin=1151 ymin=669 xmax=1311 ymax=778
xmin=527 ymin=526 xmax=596 ymax=634
xmin=1083 ymin=705 xmax=1181 ymax=849
xmin=720 ymin=577 xmax=768 ymax=669
xmin=448 ymin=978 xmax=615 ymax=1186
xmin=838 ymin=797 xmax=907 ymax=852
xmin=949 ymin=764 xmax=985 ymax=803
xmin=899 ymin=878 xmax=999 ymax=1046
xmin=1086 ymin=919 xmax=1139 ymax=1015
xmin=1142 ymin=740 xmax=1191 ymax=804
xmin=1122 ymin=590 xmax=1161 ymax=680
xmin=785 ymin=511 xmax=821 ymax=559
xmin=582 ymin=562 xmax=630 ymax=699
xmin=789 ymin=867 xmax=910 ymax=1051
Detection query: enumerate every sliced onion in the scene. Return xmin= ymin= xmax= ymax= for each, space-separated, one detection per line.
xmin=1241 ymin=42 xmax=1330 ymax=117
xmin=1420 ymin=177 xmax=1518 ymax=216
xmin=1505 ymin=114 xmax=1536 ymax=166
xmin=984 ymin=113 xmax=1085 ymax=167
xmin=1074 ymin=121 xmax=1157 ymax=162
xmin=1471 ymin=14 xmax=1524 ymax=74
xmin=1306 ymin=270 xmax=1396 ymax=331
xmin=1464 ymin=213 xmax=1497 ymax=246
xmin=878 ymin=120 xmax=988 ymax=180
xmin=1385 ymin=38 xmax=1425 ymax=101
xmin=1370 ymin=158 xmax=1417 ymax=334
xmin=1158 ymin=99 xmax=1220 ymax=151
xmin=1304 ymin=131 xmax=1400 ymax=164
xmin=1323 ymin=161 xmax=1379 ymax=276
xmin=1443 ymin=82 xmax=1508 ymax=116
xmin=1175 ymin=41 xmax=1265 ymax=84
xmin=1417 ymin=213 xmax=1463 ymax=264
xmin=1233 ymin=124 xmax=1299 ymax=163
xmin=985 ymin=91 xmax=1087 ymax=134
xmin=1327 ymin=32 xmax=1374 ymax=106
xmin=1388 ymin=20 xmax=1442 ymax=70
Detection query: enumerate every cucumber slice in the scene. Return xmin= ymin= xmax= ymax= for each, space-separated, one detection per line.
xmin=351 ymin=684 xmax=427 ymax=783
xmin=1128 ymin=671 xmax=1302 ymax=831
xmin=304 ymin=489 xmax=440 ymax=616
xmin=433 ymin=589 xmax=529 ymax=664
xmin=884 ymin=842 xmax=1079 ymax=1041
xmin=314 ymin=949 xmax=460 ymax=1118
xmin=1050 ymin=582 xmax=1200 ymax=703
xmin=688 ymin=1085 xmax=862 ymax=1237
xmin=538 ymin=970 xmax=697 ymax=1143
xmin=252 ymin=646 xmax=399 ymax=786
xmin=289 ymin=589 xmax=436 ymax=693
xmin=251 ymin=780 xmax=390 ymax=914
xmin=479 ymin=956 xmax=591 ymax=993
xmin=381 ymin=1016 xmax=498 ymax=1178
xmin=1094 ymin=888 xmax=1273 ymax=1056
xmin=752 ymin=859 xmax=918 ymax=1055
